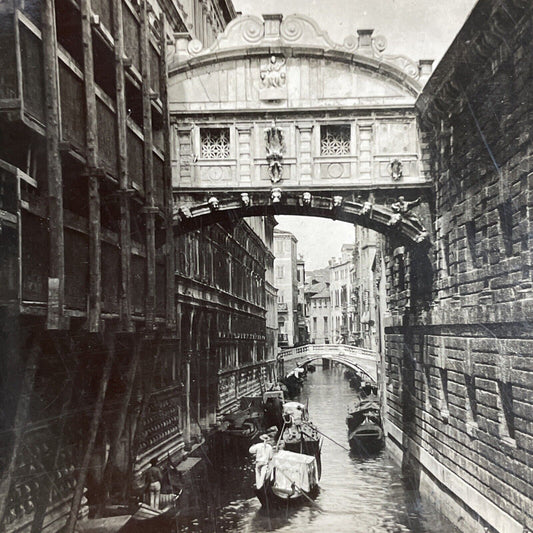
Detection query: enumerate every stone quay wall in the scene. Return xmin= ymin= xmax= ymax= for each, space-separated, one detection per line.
xmin=384 ymin=1 xmax=533 ymax=532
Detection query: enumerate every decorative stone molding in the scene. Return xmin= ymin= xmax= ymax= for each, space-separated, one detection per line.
xmin=173 ymin=192 xmax=432 ymax=247
xmin=171 ymin=13 xmax=422 ymax=84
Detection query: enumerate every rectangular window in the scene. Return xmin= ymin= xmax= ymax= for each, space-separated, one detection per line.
xmin=313 ymin=317 xmax=317 ymax=332
xmin=498 ymin=380 xmax=515 ymax=442
xmin=276 ymin=266 xmax=284 ymax=279
xmin=320 ymin=124 xmax=351 ymax=155
xmin=465 ymin=220 xmax=476 ymax=266
xmin=200 ymin=127 xmax=230 ymax=159
xmin=439 ymin=368 xmax=449 ymax=422
xmin=323 ymin=316 xmax=328 ymax=332
xmin=498 ymin=199 xmax=513 ymax=257
xmin=465 ymin=374 xmax=478 ymax=434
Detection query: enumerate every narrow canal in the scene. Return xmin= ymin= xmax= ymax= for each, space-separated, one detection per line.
xmin=177 ymin=367 xmax=460 ymax=533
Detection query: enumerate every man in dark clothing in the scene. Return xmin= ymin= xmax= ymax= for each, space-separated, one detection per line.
xmin=145 ymin=458 xmax=162 ymax=509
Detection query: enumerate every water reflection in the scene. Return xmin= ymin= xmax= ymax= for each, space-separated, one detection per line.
xmin=177 ymin=368 xmax=459 ymax=533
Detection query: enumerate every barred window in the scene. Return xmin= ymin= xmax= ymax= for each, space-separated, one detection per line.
xmin=320 ymin=124 xmax=351 ymax=155
xmin=200 ymin=127 xmax=230 ymax=159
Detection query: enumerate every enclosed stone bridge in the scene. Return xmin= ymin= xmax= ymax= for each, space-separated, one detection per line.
xmin=167 ymin=13 xmax=434 ymax=246
xmin=279 ymin=343 xmax=378 ymax=383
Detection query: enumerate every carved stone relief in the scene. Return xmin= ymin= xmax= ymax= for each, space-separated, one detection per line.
xmin=265 ymin=126 xmax=285 ymax=183
xmin=259 ymin=55 xmax=287 ymax=101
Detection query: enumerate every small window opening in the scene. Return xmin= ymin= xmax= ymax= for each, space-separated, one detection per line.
xmin=498 ymin=199 xmax=513 ymax=257
xmin=200 ymin=127 xmax=230 ymax=159
xmin=465 ymin=220 xmax=476 ymax=266
xmin=465 ymin=374 xmax=478 ymax=433
xmin=498 ymin=380 xmax=515 ymax=442
xmin=397 ymin=255 xmax=406 ymax=291
xmin=439 ymin=368 xmax=449 ymax=422
xmin=320 ymin=124 xmax=351 ymax=156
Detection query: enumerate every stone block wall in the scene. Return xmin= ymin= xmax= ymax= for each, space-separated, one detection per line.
xmin=384 ymin=1 xmax=533 ymax=531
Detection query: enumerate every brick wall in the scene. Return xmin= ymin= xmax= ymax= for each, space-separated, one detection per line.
xmin=385 ymin=1 xmax=533 ymax=531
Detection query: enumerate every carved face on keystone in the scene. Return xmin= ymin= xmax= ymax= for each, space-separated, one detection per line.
xmin=241 ymin=193 xmax=250 ymax=207
xmin=332 ymin=196 xmax=343 ymax=208
xmin=208 ymin=196 xmax=219 ymax=210
xmin=271 ymin=188 xmax=282 ymax=203
xmin=302 ymin=192 xmax=312 ymax=206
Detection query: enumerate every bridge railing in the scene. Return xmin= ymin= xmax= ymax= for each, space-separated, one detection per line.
xmin=279 ymin=344 xmax=376 ymax=362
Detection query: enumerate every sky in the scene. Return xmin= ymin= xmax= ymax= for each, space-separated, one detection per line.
xmin=232 ymin=0 xmax=477 ymax=270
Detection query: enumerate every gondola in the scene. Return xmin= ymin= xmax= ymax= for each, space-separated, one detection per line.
xmin=254 ymin=449 xmax=319 ymax=507
xmin=346 ymin=384 xmax=383 ymax=451
xmin=250 ymin=401 xmax=322 ymax=507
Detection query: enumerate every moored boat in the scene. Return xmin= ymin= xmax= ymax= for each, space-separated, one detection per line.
xmin=346 ymin=383 xmax=383 ymax=451
xmin=254 ymin=449 xmax=319 ymax=507
xmin=280 ymin=401 xmax=322 ymax=477
xmin=250 ymin=401 xmax=322 ymax=507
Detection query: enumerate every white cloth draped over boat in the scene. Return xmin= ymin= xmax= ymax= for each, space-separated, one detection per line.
xmin=270 ymin=450 xmax=318 ymax=494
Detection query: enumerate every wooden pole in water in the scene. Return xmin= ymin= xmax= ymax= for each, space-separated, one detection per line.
xmin=30 ymin=338 xmax=78 ymax=533
xmin=101 ymin=339 xmax=141 ymax=503
xmin=64 ymin=334 xmax=115 ymax=533
xmin=0 ymin=340 xmax=40 ymax=525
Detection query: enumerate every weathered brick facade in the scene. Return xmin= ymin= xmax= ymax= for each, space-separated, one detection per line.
xmin=384 ymin=1 xmax=533 ymax=531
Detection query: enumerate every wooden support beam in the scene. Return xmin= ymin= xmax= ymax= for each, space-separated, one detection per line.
xmin=101 ymin=339 xmax=141 ymax=505
xmin=64 ymin=333 xmax=116 ymax=533
xmin=159 ymin=13 xmax=176 ymax=331
xmin=0 ymin=339 xmax=40 ymax=526
xmin=42 ymin=0 xmax=65 ymax=330
xmin=113 ymin=0 xmax=132 ymax=331
xmin=30 ymin=338 xmax=78 ymax=533
xmin=128 ymin=336 xmax=162 ymax=487
xmin=81 ymin=0 xmax=102 ymax=333
xmin=140 ymin=0 xmax=156 ymax=329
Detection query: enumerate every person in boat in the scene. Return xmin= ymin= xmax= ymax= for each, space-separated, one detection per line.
xmin=144 ymin=458 xmax=162 ymax=510
xmin=249 ymin=434 xmax=274 ymax=488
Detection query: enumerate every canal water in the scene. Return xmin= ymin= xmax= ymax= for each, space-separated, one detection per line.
xmin=176 ymin=367 xmax=460 ymax=533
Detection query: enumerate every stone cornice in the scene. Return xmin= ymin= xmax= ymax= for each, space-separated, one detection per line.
xmin=168 ymin=13 xmax=425 ymax=95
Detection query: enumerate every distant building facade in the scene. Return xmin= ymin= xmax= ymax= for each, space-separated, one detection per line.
xmin=296 ymin=258 xmax=309 ymax=345
xmin=273 ymin=229 xmax=299 ymax=348
xmin=329 ymin=244 xmax=355 ymax=344
xmin=305 ymin=270 xmax=331 ymax=344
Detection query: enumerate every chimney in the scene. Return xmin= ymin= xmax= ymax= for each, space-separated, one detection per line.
xmin=418 ymin=59 xmax=434 ymax=82
xmin=357 ymin=29 xmax=374 ymax=50
xmin=263 ymin=13 xmax=283 ymax=39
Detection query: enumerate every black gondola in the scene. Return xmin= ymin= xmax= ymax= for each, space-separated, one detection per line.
xmin=346 ymin=384 xmax=383 ymax=451
xmin=250 ymin=401 xmax=322 ymax=507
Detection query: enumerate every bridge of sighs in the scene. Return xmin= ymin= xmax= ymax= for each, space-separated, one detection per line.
xmin=167 ymin=13 xmax=434 ymax=245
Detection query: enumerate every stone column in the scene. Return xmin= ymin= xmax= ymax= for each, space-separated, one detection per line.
xmin=237 ymin=123 xmax=252 ymax=184
xmin=297 ymin=123 xmax=313 ymax=183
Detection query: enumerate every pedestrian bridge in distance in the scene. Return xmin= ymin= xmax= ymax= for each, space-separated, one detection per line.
xmin=279 ymin=344 xmax=378 ymax=383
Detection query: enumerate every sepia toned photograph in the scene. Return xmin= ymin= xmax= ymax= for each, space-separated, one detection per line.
xmin=0 ymin=0 xmax=531 ymax=531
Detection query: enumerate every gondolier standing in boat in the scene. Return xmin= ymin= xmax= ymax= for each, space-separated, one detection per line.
xmin=249 ymin=434 xmax=274 ymax=488
xmin=144 ymin=458 xmax=162 ymax=509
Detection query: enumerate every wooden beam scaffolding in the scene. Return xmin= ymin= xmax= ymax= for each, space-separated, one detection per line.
xmin=81 ymin=0 xmax=102 ymax=333
xmin=140 ymin=0 xmax=156 ymax=330
xmin=159 ymin=13 xmax=176 ymax=331
xmin=113 ymin=0 xmax=133 ymax=331
xmin=42 ymin=0 xmax=65 ymax=330
xmin=64 ymin=333 xmax=116 ymax=533
xmin=0 ymin=339 xmax=40 ymax=526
